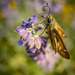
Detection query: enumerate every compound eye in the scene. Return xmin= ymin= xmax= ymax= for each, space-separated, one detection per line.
xmin=48 ymin=18 xmax=51 ymax=23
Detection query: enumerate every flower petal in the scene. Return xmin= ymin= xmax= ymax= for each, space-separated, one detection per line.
xmin=35 ymin=37 xmax=41 ymax=49
xmin=32 ymin=15 xmax=37 ymax=24
xmin=38 ymin=53 xmax=44 ymax=60
xmin=23 ymin=31 xmax=31 ymax=41
xmin=28 ymin=15 xmax=37 ymax=24
xmin=40 ymin=38 xmax=47 ymax=48
xmin=22 ymin=20 xmax=29 ymax=25
xmin=19 ymin=29 xmax=27 ymax=37
xmin=26 ymin=46 xmax=33 ymax=54
xmin=15 ymin=26 xmax=24 ymax=33
xmin=30 ymin=46 xmax=36 ymax=53
xmin=30 ymin=50 xmax=40 ymax=58
xmin=26 ymin=46 xmax=36 ymax=54
xmin=28 ymin=37 xmax=35 ymax=49
xmin=18 ymin=39 xmax=23 ymax=45
xmin=28 ymin=17 xmax=32 ymax=22
xmin=22 ymin=20 xmax=29 ymax=28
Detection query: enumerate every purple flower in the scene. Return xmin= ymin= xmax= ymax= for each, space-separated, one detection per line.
xmin=15 ymin=14 xmax=37 ymax=33
xmin=15 ymin=22 xmax=47 ymax=59
xmin=15 ymin=14 xmax=47 ymax=53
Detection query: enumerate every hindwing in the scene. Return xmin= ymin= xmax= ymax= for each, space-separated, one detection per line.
xmin=48 ymin=27 xmax=70 ymax=59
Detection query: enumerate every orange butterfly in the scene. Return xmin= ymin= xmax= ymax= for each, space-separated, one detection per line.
xmin=41 ymin=3 xmax=70 ymax=59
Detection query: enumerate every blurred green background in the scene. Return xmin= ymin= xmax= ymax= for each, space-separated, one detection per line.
xmin=0 ymin=0 xmax=75 ymax=75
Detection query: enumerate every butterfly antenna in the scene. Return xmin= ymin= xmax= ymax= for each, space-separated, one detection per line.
xmin=42 ymin=3 xmax=51 ymax=14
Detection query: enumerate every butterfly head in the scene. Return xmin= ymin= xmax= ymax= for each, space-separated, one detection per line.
xmin=46 ymin=14 xmax=54 ymax=24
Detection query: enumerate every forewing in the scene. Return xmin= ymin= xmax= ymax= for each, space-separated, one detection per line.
xmin=53 ymin=28 xmax=70 ymax=59
xmin=49 ymin=30 xmax=57 ymax=54
xmin=55 ymin=22 xmax=67 ymax=38
xmin=50 ymin=14 xmax=67 ymax=38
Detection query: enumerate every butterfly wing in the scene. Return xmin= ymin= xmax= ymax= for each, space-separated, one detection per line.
xmin=54 ymin=22 xmax=67 ymax=38
xmin=47 ymin=25 xmax=70 ymax=59
xmin=49 ymin=30 xmax=57 ymax=54
xmin=52 ymin=28 xmax=70 ymax=59
xmin=49 ymin=14 xmax=67 ymax=38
